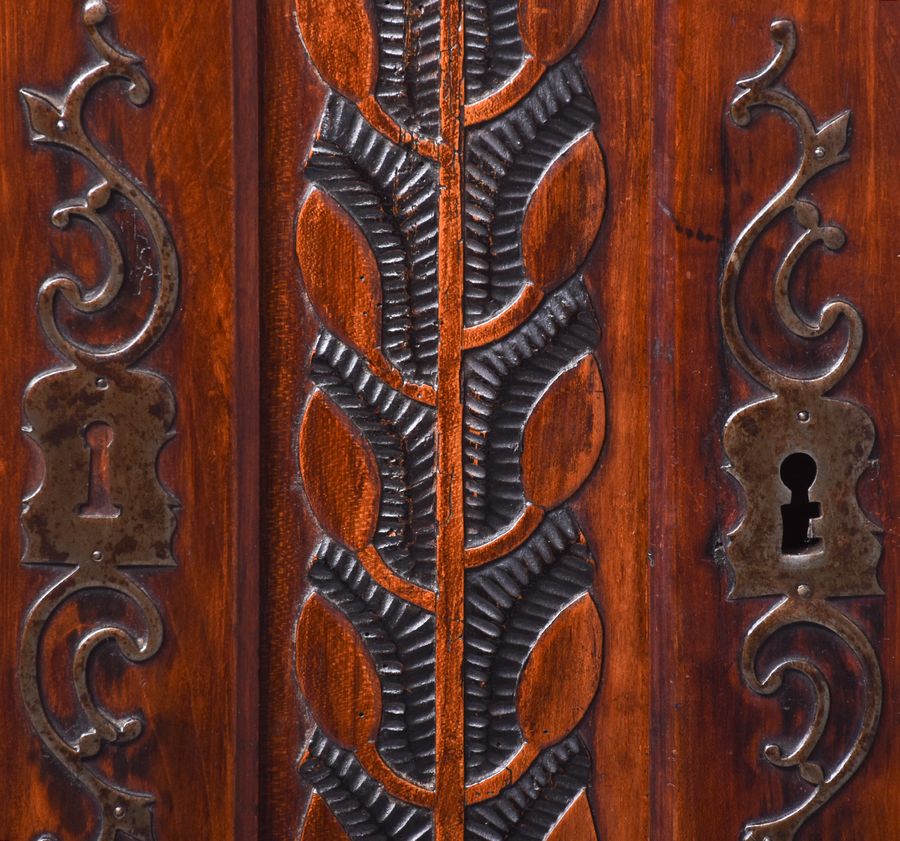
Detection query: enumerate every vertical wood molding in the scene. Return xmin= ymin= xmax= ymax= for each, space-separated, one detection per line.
xmin=291 ymin=0 xmax=608 ymax=837
xmin=17 ymin=2 xmax=179 ymax=838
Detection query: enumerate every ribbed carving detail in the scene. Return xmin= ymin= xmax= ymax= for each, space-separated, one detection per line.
xmin=306 ymin=96 xmax=440 ymax=386
xmin=464 ymin=61 xmax=597 ymax=325
xmin=464 ymin=510 xmax=594 ymax=781
xmin=463 ymin=279 xmax=600 ymax=543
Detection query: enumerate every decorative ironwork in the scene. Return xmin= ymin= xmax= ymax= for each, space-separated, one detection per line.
xmin=293 ymin=0 xmax=606 ymax=838
xmin=18 ymin=2 xmax=179 ymax=839
xmin=721 ymin=20 xmax=883 ymax=841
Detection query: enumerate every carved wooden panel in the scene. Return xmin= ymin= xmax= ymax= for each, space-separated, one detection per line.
xmin=261 ymin=1 xmax=651 ymax=840
xmin=290 ymin=0 xmax=607 ymax=837
xmin=8 ymin=1 xmax=900 ymax=840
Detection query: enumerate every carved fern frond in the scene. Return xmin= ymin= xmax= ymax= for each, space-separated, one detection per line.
xmin=294 ymin=0 xmax=608 ymax=837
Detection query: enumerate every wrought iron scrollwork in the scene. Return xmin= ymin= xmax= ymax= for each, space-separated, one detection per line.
xmin=18 ymin=2 xmax=179 ymax=839
xmin=721 ymin=20 xmax=883 ymax=841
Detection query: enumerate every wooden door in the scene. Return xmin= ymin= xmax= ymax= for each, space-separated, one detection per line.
xmin=0 ymin=1 xmax=896 ymax=840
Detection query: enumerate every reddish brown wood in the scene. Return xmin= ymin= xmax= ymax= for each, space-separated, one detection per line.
xmin=521 ymin=355 xmax=606 ymax=509
xmin=0 ymin=1 xmax=257 ymax=838
xmin=518 ymin=0 xmax=601 ymax=65
xmin=547 ymin=791 xmax=599 ymax=841
xmin=652 ymin=3 xmax=900 ymax=838
xmin=13 ymin=2 xmax=900 ymax=840
xmin=296 ymin=190 xmax=383 ymax=366
xmin=294 ymin=0 xmax=378 ymax=102
xmin=517 ymin=594 xmax=604 ymax=749
xmin=433 ymin=3 xmax=467 ymax=835
xmin=521 ymin=131 xmax=607 ymax=289
xmin=295 ymin=594 xmax=381 ymax=750
xmin=298 ymin=391 xmax=380 ymax=551
xmin=301 ymin=794 xmax=352 ymax=841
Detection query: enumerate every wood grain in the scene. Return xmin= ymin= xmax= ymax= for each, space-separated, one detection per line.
xmin=0 ymin=0 xmax=256 ymax=838
xmin=651 ymin=2 xmax=900 ymax=838
xmin=261 ymin=1 xmax=652 ymax=839
xmin=518 ymin=594 xmax=604 ymax=749
xmin=521 ymin=131 xmax=607 ymax=289
xmin=521 ymin=354 xmax=606 ymax=509
xmin=295 ymin=594 xmax=381 ymax=750
xmin=298 ymin=390 xmax=380 ymax=551
xmin=6 ymin=2 xmax=897 ymax=840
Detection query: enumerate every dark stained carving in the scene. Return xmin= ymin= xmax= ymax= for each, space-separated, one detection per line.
xmin=18 ymin=3 xmax=179 ymax=839
xmin=464 ymin=63 xmax=599 ymax=325
xmin=293 ymin=1 xmax=606 ymax=838
xmin=720 ymin=20 xmax=883 ymax=841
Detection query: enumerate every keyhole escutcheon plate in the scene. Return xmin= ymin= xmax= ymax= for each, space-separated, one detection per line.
xmin=724 ymin=393 xmax=881 ymax=599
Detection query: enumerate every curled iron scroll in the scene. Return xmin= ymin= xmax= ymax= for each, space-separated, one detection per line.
xmin=720 ymin=20 xmax=883 ymax=841
xmin=18 ymin=2 xmax=179 ymax=839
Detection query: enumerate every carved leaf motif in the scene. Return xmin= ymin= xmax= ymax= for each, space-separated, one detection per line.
xmin=294 ymin=0 xmax=378 ymax=101
xmin=296 ymin=594 xmax=383 ymax=751
xmin=300 ymin=794 xmax=351 ymax=841
xmin=517 ymin=594 xmax=603 ymax=750
xmin=522 ymin=132 xmax=606 ymax=289
xmin=521 ymin=354 xmax=605 ymax=509
xmin=518 ymin=0 xmax=601 ymax=65
xmin=296 ymin=188 xmax=382 ymax=359
xmin=299 ymin=389 xmax=380 ymax=550
xmin=546 ymin=791 xmax=599 ymax=841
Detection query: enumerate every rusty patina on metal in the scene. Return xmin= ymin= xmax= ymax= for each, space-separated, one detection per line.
xmin=18 ymin=2 xmax=179 ymax=839
xmin=721 ymin=20 xmax=883 ymax=841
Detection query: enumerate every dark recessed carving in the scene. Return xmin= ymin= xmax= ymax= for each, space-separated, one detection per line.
xmin=293 ymin=1 xmax=607 ymax=838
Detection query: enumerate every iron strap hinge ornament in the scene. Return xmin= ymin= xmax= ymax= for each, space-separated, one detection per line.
xmin=18 ymin=2 xmax=179 ymax=839
xmin=720 ymin=19 xmax=884 ymax=841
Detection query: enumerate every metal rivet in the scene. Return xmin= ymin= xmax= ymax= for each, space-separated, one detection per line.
xmin=56 ymin=119 xmax=68 ymax=132
xmin=113 ymin=805 xmax=125 ymax=819
xmin=96 ymin=377 xmax=109 ymax=390
xmin=91 ymin=550 xmax=103 ymax=562
xmin=797 ymin=410 xmax=810 ymax=422
xmin=813 ymin=145 xmax=826 ymax=159
xmin=797 ymin=584 xmax=812 ymax=599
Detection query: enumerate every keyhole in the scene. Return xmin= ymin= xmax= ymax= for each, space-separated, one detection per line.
xmin=780 ymin=452 xmax=822 ymax=555
xmin=78 ymin=421 xmax=121 ymax=518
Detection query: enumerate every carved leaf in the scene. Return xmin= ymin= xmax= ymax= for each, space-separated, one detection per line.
xmin=296 ymin=594 xmax=382 ymax=751
xmin=294 ymin=0 xmax=378 ymax=101
xmin=517 ymin=594 xmax=603 ymax=750
xmin=522 ymin=132 xmax=606 ymax=289
xmin=521 ymin=354 xmax=605 ymax=509
xmin=546 ymin=791 xmax=599 ymax=841
xmin=300 ymin=794 xmax=351 ymax=841
xmin=297 ymin=189 xmax=382 ymax=360
xmin=518 ymin=0 xmax=601 ymax=66
xmin=299 ymin=389 xmax=380 ymax=550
